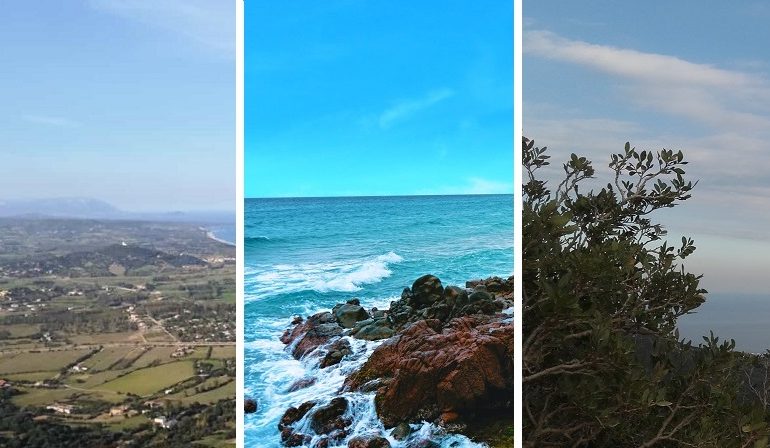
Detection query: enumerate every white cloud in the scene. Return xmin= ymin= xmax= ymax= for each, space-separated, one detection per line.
xmin=524 ymin=30 xmax=770 ymax=130
xmin=89 ymin=0 xmax=234 ymax=56
xmin=379 ymin=89 xmax=454 ymax=129
xmin=525 ymin=30 xmax=758 ymax=89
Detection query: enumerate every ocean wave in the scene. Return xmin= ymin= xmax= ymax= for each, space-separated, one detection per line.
xmin=245 ymin=235 xmax=274 ymax=246
xmin=246 ymin=252 xmax=404 ymax=298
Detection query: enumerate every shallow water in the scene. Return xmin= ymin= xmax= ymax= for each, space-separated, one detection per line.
xmin=244 ymin=195 xmax=513 ymax=447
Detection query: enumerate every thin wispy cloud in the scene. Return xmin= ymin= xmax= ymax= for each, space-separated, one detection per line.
xmin=525 ymin=30 xmax=770 ymax=130
xmin=525 ymin=30 xmax=757 ymax=88
xmin=379 ymin=89 xmax=455 ymax=129
xmin=524 ymin=29 xmax=770 ymax=243
xmin=88 ymin=0 xmax=234 ymax=56
xmin=22 ymin=115 xmax=81 ymax=128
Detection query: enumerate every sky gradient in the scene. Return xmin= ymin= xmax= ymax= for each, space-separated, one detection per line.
xmin=1 ymin=1 xmax=234 ymax=212
xmin=524 ymin=1 xmax=770 ymax=294
xmin=245 ymin=1 xmax=513 ymax=198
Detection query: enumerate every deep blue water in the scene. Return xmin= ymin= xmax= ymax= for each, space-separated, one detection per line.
xmin=244 ymin=195 xmax=513 ymax=447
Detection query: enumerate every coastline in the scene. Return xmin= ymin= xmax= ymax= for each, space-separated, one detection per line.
xmin=202 ymin=226 xmax=236 ymax=246
xmin=255 ymin=274 xmax=514 ymax=447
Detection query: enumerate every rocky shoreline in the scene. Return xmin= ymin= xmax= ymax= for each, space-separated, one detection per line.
xmin=250 ymin=275 xmax=514 ymax=447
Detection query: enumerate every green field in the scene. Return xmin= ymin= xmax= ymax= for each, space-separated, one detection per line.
xmin=11 ymin=386 xmax=124 ymax=407
xmin=3 ymin=371 xmax=59 ymax=382
xmin=0 ymin=349 xmax=92 ymax=374
xmin=4 ymin=324 xmax=40 ymax=338
xmin=173 ymin=382 xmax=234 ymax=405
xmin=64 ymin=369 xmax=129 ymax=389
xmin=81 ymin=347 xmax=139 ymax=371
xmin=95 ymin=414 xmax=151 ymax=430
xmin=100 ymin=361 xmax=195 ymax=396
xmin=209 ymin=346 xmax=235 ymax=359
xmin=131 ymin=346 xmax=179 ymax=368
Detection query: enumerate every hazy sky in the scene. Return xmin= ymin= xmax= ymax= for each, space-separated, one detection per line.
xmin=245 ymin=1 xmax=513 ymax=198
xmin=524 ymin=1 xmax=770 ymax=294
xmin=0 ymin=1 xmax=234 ymax=212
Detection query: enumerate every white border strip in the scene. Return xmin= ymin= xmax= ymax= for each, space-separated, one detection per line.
xmin=513 ymin=0 xmax=523 ymax=446
xmin=235 ymin=0 xmax=245 ymax=445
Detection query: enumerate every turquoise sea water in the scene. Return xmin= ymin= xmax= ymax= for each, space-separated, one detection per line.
xmin=244 ymin=195 xmax=513 ymax=447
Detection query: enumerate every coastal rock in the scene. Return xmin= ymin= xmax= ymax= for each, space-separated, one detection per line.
xmin=281 ymin=312 xmax=343 ymax=359
xmin=468 ymin=287 xmax=494 ymax=303
xmin=287 ymin=377 xmax=316 ymax=392
xmin=347 ymin=435 xmax=391 ymax=448
xmin=409 ymin=439 xmax=441 ymax=448
xmin=443 ymin=285 xmax=469 ymax=309
xmin=386 ymin=276 xmax=514 ymax=331
xmin=391 ymin=422 xmax=412 ymax=440
xmin=320 ymin=338 xmax=353 ymax=368
xmin=333 ymin=302 xmax=370 ymax=328
xmin=281 ymin=428 xmax=311 ymax=447
xmin=276 ymin=275 xmax=515 ymax=445
xmin=351 ymin=318 xmax=395 ymax=341
xmin=244 ymin=398 xmax=258 ymax=414
xmin=346 ymin=315 xmax=514 ymax=427
xmin=279 ymin=401 xmax=316 ymax=430
xmin=310 ymin=397 xmax=350 ymax=435
xmin=410 ymin=275 xmax=444 ymax=307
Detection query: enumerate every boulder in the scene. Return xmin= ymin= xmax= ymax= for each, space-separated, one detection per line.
xmin=391 ymin=422 xmax=411 ymax=440
xmin=320 ymin=338 xmax=353 ymax=368
xmin=310 ymin=397 xmax=350 ymax=435
xmin=347 ymin=435 xmax=391 ymax=448
xmin=279 ymin=401 xmax=316 ymax=430
xmin=352 ymin=318 xmax=395 ymax=341
xmin=281 ymin=312 xmax=343 ymax=359
xmin=244 ymin=398 xmax=258 ymax=414
xmin=346 ymin=316 xmax=514 ymax=427
xmin=468 ymin=287 xmax=494 ymax=303
xmin=281 ymin=427 xmax=311 ymax=447
xmin=333 ymin=303 xmax=370 ymax=328
xmin=410 ymin=274 xmax=444 ymax=307
xmin=443 ymin=285 xmax=469 ymax=308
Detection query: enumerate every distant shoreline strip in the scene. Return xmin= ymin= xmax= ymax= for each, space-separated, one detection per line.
xmin=205 ymin=230 xmax=235 ymax=247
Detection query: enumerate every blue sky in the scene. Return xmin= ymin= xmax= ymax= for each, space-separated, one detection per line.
xmin=0 ymin=1 xmax=234 ymax=212
xmin=524 ymin=1 xmax=770 ymax=293
xmin=245 ymin=1 xmax=513 ymax=198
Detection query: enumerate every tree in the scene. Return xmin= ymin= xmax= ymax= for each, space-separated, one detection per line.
xmin=522 ymin=137 xmax=767 ymax=447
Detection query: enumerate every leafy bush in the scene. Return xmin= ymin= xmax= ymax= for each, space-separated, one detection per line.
xmin=522 ymin=137 xmax=768 ymax=447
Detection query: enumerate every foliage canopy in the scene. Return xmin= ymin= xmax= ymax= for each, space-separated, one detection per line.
xmin=522 ymin=137 xmax=769 ymax=447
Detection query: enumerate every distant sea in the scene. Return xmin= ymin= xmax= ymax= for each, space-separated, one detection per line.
xmin=209 ymin=225 xmax=235 ymax=246
xmin=678 ymin=294 xmax=770 ymax=353
xmin=244 ymin=195 xmax=513 ymax=447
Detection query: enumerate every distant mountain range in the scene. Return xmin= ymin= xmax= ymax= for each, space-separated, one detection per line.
xmin=0 ymin=198 xmax=233 ymax=224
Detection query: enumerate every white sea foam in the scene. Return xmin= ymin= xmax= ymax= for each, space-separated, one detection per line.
xmin=246 ymin=252 xmax=404 ymax=298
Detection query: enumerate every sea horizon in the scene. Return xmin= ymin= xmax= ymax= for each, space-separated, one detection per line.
xmin=245 ymin=192 xmax=513 ymax=200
